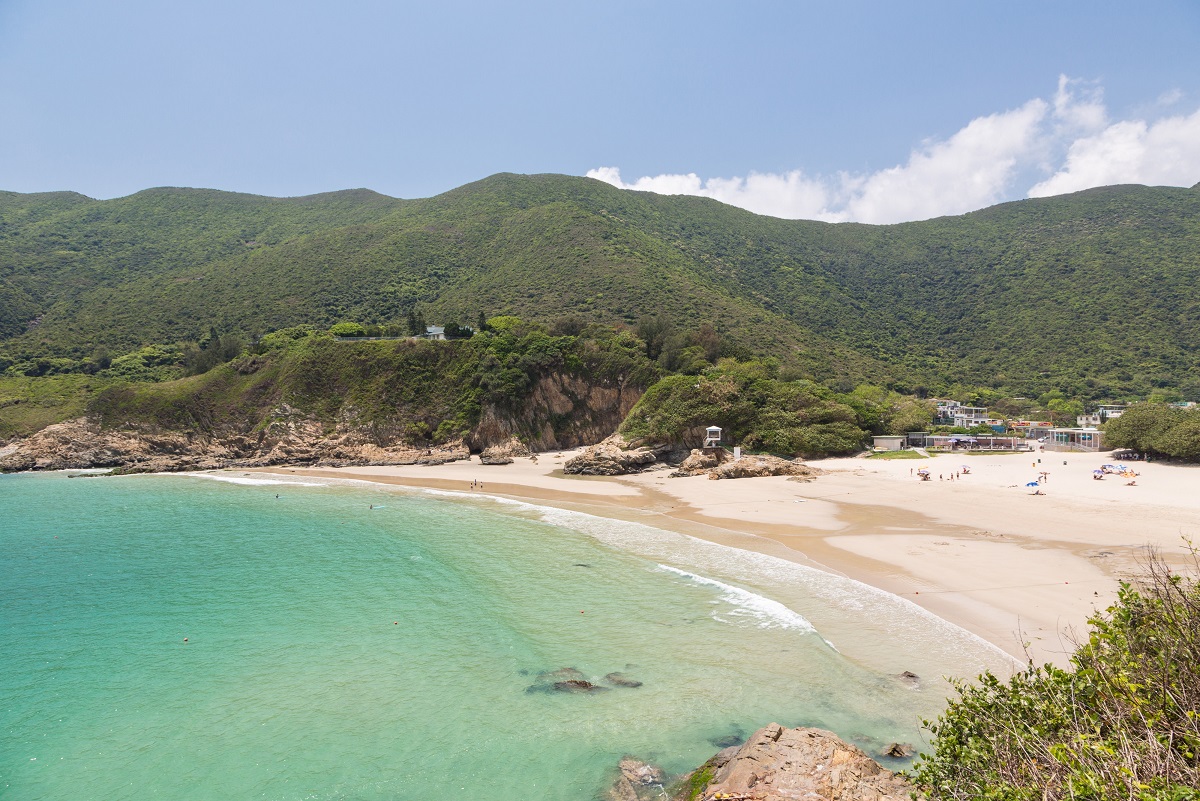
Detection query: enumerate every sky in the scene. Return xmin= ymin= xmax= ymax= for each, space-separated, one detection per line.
xmin=2 ymin=1 xmax=1199 ymax=223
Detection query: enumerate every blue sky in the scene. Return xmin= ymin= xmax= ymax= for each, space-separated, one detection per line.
xmin=2 ymin=1 xmax=1198 ymax=222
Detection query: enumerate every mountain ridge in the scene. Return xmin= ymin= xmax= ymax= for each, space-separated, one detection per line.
xmin=3 ymin=173 xmax=1199 ymax=399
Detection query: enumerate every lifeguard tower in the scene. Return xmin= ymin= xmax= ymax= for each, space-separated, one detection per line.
xmin=703 ymin=425 xmax=722 ymax=449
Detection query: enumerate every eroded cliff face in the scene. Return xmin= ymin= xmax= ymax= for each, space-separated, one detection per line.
xmin=467 ymin=372 xmax=642 ymax=452
xmin=0 ymin=371 xmax=645 ymax=472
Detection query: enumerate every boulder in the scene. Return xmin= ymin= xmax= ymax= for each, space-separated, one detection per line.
xmin=881 ymin=742 xmax=915 ymax=759
xmin=674 ymin=723 xmax=914 ymax=801
xmin=607 ymin=757 xmax=666 ymax=801
xmin=669 ymin=447 xmax=731 ymax=477
xmin=563 ymin=434 xmax=659 ymax=476
xmin=479 ymin=437 xmax=532 ymax=465
xmin=709 ymin=454 xmax=822 ymax=481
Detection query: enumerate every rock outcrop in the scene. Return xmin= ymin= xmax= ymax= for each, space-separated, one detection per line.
xmin=479 ymin=437 xmax=532 ymax=465
xmin=563 ymin=434 xmax=662 ymax=476
xmin=674 ymin=723 xmax=915 ymax=801
xmin=670 ymin=448 xmax=824 ymax=481
xmin=0 ymin=416 xmax=470 ymax=473
xmin=608 ymin=757 xmax=667 ymax=801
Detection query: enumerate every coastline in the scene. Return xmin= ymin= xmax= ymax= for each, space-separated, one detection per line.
xmin=254 ymin=450 xmax=1200 ymax=667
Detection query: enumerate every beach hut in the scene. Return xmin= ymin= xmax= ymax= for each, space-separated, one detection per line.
xmin=872 ymin=435 xmax=905 ymax=452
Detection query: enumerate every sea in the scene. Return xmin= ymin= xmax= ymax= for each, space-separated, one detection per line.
xmin=0 ymin=470 xmax=1012 ymax=800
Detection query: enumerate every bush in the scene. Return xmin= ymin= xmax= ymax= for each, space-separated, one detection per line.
xmin=330 ymin=322 xmax=367 ymax=337
xmin=911 ymin=551 xmax=1200 ymax=801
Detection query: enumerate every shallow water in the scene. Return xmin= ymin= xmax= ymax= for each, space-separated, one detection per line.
xmin=0 ymin=471 xmax=1008 ymax=800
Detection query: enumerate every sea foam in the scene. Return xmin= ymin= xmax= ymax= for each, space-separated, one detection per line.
xmin=656 ymin=564 xmax=816 ymax=633
xmin=161 ymin=472 xmax=323 ymax=487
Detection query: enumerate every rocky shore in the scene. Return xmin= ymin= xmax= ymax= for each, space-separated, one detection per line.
xmin=612 ymin=723 xmax=916 ymax=801
xmin=0 ymin=417 xmax=471 ymax=473
xmin=563 ymin=434 xmax=822 ymax=481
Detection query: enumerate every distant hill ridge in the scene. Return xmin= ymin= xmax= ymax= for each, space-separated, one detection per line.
xmin=2 ymin=173 xmax=1199 ymax=399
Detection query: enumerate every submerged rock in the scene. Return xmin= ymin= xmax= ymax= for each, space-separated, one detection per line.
xmin=895 ymin=670 xmax=920 ymax=689
xmin=525 ymin=667 xmax=610 ymax=694
xmin=603 ymin=672 xmax=643 ymax=688
xmin=553 ymin=679 xmax=608 ymax=693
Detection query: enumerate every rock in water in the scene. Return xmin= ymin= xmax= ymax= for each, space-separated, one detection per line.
xmin=881 ymin=742 xmax=915 ymax=759
xmin=552 ymin=679 xmax=609 ymax=693
xmin=676 ymin=723 xmax=914 ymax=801
xmin=604 ymin=671 xmax=643 ymax=688
xmin=607 ymin=758 xmax=666 ymax=801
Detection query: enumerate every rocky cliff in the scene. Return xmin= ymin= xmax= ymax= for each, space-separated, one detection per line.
xmin=0 ymin=367 xmax=646 ymax=473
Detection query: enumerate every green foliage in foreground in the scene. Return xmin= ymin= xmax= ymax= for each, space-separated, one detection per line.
xmin=1104 ymin=403 xmax=1200 ymax=460
xmin=912 ymin=555 xmax=1200 ymax=801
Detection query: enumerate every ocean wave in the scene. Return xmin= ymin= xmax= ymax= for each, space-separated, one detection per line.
xmin=160 ymin=472 xmax=323 ymax=487
xmin=472 ymin=497 xmax=1013 ymax=667
xmin=656 ymin=564 xmax=816 ymax=633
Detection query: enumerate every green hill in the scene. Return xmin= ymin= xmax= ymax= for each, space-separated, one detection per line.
xmin=3 ymin=174 xmax=1199 ymax=400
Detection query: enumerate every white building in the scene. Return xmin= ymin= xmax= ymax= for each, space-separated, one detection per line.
xmin=1077 ymin=405 xmax=1126 ymax=427
xmin=952 ymin=406 xmax=989 ymax=428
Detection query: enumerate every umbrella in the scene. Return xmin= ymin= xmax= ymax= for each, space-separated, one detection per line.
xmin=1025 ymin=481 xmax=1040 ymax=487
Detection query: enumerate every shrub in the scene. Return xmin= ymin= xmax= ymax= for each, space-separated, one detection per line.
xmin=911 ymin=551 xmax=1200 ymax=801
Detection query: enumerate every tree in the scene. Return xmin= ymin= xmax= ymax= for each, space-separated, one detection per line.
xmin=1103 ymin=403 xmax=1184 ymax=454
xmin=442 ymin=322 xmax=473 ymax=339
xmin=329 ymin=322 xmax=367 ymax=337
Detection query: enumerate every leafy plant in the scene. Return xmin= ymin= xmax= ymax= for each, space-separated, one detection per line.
xmin=911 ymin=551 xmax=1200 ymax=801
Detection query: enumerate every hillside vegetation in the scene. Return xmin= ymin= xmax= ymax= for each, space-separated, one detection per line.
xmin=79 ymin=320 xmax=659 ymax=452
xmin=3 ymin=175 xmax=1200 ymax=402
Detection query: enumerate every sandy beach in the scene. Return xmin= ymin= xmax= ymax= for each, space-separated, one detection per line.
xmin=257 ymin=449 xmax=1200 ymax=667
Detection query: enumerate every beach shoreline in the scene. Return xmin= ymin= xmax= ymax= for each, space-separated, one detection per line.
xmin=253 ymin=450 xmax=1200 ymax=667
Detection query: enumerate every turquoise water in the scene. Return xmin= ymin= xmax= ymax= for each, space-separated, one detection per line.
xmin=1 ymin=471 xmax=1008 ymax=800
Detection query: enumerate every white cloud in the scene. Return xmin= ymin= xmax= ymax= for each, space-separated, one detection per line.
xmin=585 ymin=167 xmax=837 ymax=221
xmin=843 ymin=99 xmax=1048 ymax=224
xmin=1029 ymin=107 xmax=1200 ymax=197
xmin=587 ymin=76 xmax=1200 ymax=224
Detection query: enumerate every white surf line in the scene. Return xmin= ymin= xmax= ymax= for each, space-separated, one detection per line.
xmin=656 ymin=563 xmax=818 ymax=634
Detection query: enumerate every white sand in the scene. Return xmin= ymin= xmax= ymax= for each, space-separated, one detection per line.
xmin=258 ymin=449 xmax=1200 ymax=666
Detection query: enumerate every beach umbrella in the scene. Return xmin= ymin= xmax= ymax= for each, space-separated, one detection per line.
xmin=1025 ymin=481 xmax=1040 ymax=487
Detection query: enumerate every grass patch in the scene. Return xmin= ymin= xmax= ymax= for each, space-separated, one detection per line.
xmin=0 ymin=375 xmax=111 ymax=440
xmin=867 ymin=449 xmax=928 ymax=459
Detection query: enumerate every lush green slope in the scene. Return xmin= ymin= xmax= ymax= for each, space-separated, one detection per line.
xmin=3 ymin=175 xmax=1199 ymax=399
